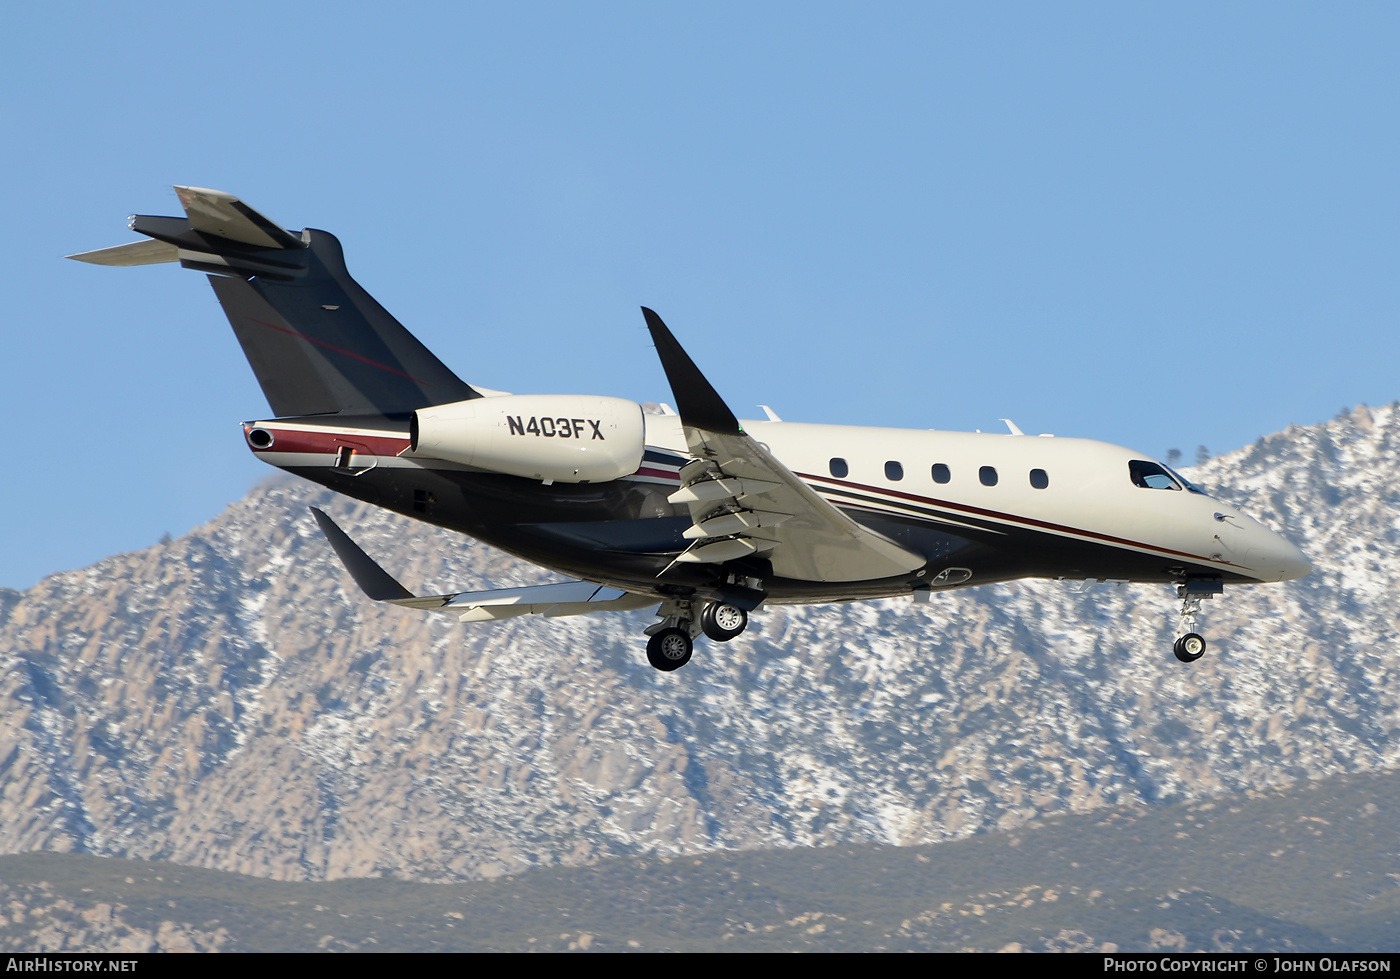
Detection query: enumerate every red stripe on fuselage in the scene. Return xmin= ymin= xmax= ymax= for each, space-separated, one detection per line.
xmin=246 ymin=425 xmax=410 ymax=457
xmin=798 ymin=471 xmax=1233 ymax=568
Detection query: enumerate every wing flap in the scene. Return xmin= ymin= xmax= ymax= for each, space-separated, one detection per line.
xmin=678 ymin=427 xmax=925 ymax=581
xmin=443 ymin=581 xmax=625 ymax=608
xmin=438 ymin=586 xmax=657 ymax=621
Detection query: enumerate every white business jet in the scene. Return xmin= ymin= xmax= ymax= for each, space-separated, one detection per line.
xmin=71 ymin=187 xmax=1311 ymax=671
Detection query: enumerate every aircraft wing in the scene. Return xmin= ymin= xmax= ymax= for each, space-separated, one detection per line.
xmin=310 ymin=508 xmax=656 ymax=621
xmin=642 ymin=308 xmax=925 ymax=582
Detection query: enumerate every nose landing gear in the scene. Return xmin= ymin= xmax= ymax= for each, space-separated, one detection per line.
xmin=1173 ymin=631 xmax=1206 ymax=663
xmin=1172 ymin=578 xmax=1222 ymax=664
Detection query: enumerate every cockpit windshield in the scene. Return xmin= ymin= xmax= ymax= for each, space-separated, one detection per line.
xmin=1162 ymin=464 xmax=1209 ymax=495
xmin=1129 ymin=460 xmax=1180 ymax=490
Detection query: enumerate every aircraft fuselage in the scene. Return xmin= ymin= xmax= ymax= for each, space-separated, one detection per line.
xmin=244 ymin=411 xmax=1309 ymax=605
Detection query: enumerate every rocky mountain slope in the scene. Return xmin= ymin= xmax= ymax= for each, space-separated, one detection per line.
xmin=0 ymin=406 xmax=1396 ymax=882
xmin=4 ymin=766 xmax=1399 ymax=952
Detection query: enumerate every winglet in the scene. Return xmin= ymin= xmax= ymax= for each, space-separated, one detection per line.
xmin=309 ymin=507 xmax=414 ymax=601
xmin=641 ymin=307 xmax=742 ymax=435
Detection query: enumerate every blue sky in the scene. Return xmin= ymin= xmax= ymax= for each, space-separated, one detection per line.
xmin=2 ymin=3 xmax=1397 ymax=589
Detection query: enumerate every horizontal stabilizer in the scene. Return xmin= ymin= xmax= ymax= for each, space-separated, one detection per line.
xmin=174 ymin=186 xmax=303 ymax=250
xmin=66 ymin=239 xmax=179 ymax=267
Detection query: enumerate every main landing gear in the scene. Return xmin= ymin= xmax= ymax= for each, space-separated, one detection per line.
xmin=646 ymin=629 xmax=693 ymax=672
xmin=1172 ymin=579 xmax=1222 ymax=664
xmin=701 ymin=602 xmax=748 ymax=642
xmin=644 ymin=600 xmax=751 ymax=672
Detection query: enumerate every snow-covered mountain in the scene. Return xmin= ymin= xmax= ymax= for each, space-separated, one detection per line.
xmin=1 ymin=406 xmax=1396 ymax=882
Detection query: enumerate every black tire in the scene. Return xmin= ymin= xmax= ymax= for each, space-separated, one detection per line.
xmin=701 ymin=602 xmax=748 ymax=642
xmin=1173 ymin=633 xmax=1206 ymax=663
xmin=646 ymin=628 xmax=693 ymax=671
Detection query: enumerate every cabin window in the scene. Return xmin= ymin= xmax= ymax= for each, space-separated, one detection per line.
xmin=1029 ymin=468 xmax=1049 ymax=489
xmin=829 ymin=457 xmax=849 ymax=478
xmin=931 ymin=463 xmax=950 ymax=484
xmin=885 ymin=460 xmax=904 ymax=481
xmin=1129 ymin=460 xmax=1180 ymax=490
xmin=979 ymin=466 xmax=998 ymax=487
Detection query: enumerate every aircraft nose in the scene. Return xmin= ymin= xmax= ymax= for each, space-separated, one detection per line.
xmin=1278 ymin=539 xmax=1312 ymax=581
xmin=1256 ymin=532 xmax=1312 ymax=582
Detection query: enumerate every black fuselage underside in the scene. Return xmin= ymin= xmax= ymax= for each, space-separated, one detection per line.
xmin=291 ymin=462 xmax=1252 ymax=604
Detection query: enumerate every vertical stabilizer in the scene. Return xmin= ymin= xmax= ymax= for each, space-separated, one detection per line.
xmin=70 ymin=187 xmax=480 ymax=417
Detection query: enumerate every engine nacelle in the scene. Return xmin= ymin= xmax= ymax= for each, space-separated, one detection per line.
xmin=410 ymin=394 xmax=645 ymax=483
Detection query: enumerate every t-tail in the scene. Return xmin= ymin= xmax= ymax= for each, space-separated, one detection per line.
xmin=68 ymin=186 xmax=479 ymax=418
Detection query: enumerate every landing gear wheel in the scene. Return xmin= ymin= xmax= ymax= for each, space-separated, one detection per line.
xmin=1173 ymin=633 xmax=1206 ymax=663
xmin=647 ymin=628 xmax=693 ymax=671
xmin=701 ymin=602 xmax=748 ymax=642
